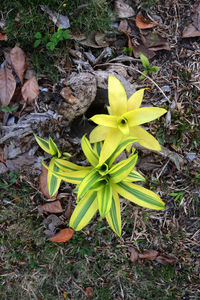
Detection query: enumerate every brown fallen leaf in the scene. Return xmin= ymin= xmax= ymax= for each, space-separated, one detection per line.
xmin=49 ymin=228 xmax=74 ymax=243
xmin=141 ymin=32 xmax=171 ymax=51
xmin=65 ymin=202 xmax=73 ymax=220
xmin=191 ymin=0 xmax=200 ymax=31
xmin=85 ymin=287 xmax=93 ymax=297
xmin=39 ymin=165 xmax=58 ymax=199
xmin=128 ymin=247 xmax=139 ymax=262
xmin=139 ymin=250 xmax=159 ymax=260
xmin=136 ymin=12 xmax=156 ymax=29
xmin=21 ymin=76 xmax=39 ymax=105
xmin=182 ymin=23 xmax=200 ymax=38
xmin=132 ymin=43 xmax=156 ymax=59
xmin=0 ymin=65 xmax=16 ymax=106
xmin=38 ymin=200 xmax=63 ymax=214
xmin=10 ymin=45 xmax=26 ymax=83
xmin=85 ymin=286 xmax=93 ymax=297
xmin=0 ymin=32 xmax=8 ymax=41
xmin=156 ymin=255 xmax=176 ymax=265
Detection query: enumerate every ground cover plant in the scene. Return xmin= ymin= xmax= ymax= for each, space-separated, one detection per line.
xmin=0 ymin=0 xmax=199 ymax=299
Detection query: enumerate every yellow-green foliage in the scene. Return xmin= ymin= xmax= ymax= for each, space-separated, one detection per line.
xmin=35 ymin=76 xmax=166 ymax=236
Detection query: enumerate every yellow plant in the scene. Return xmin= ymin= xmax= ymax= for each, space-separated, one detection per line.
xmin=90 ymin=76 xmax=167 ymax=165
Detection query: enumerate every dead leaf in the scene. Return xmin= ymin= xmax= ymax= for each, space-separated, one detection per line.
xmin=10 ymin=46 xmax=26 ymax=83
xmin=65 ymin=202 xmax=73 ymax=220
xmin=132 ymin=43 xmax=156 ymax=59
xmin=128 ymin=247 xmax=139 ymax=262
xmin=60 ymin=87 xmax=76 ymax=103
xmin=49 ymin=228 xmax=74 ymax=243
xmin=43 ymin=214 xmax=62 ymax=235
xmin=176 ymin=102 xmax=182 ymax=112
xmin=0 ymin=32 xmax=7 ymax=41
xmin=182 ymin=23 xmax=200 ymax=37
xmin=85 ymin=287 xmax=93 ymax=297
xmin=21 ymin=76 xmax=39 ymax=105
xmin=141 ymin=32 xmax=171 ymax=51
xmin=78 ymin=31 xmax=106 ymax=48
xmin=38 ymin=200 xmax=63 ymax=214
xmin=191 ymin=0 xmax=200 ymax=31
xmin=136 ymin=12 xmax=156 ymax=29
xmin=139 ymin=250 xmax=159 ymax=260
xmin=94 ymin=32 xmax=109 ymax=47
xmin=115 ymin=0 xmax=135 ymax=18
xmin=0 ymin=65 xmax=16 ymax=106
xmin=156 ymin=255 xmax=176 ymax=265
xmin=118 ymin=20 xmax=131 ymax=34
xmin=0 ymin=162 xmax=8 ymax=174
xmin=39 ymin=165 xmax=51 ymax=199
xmin=40 ymin=5 xmax=70 ymax=29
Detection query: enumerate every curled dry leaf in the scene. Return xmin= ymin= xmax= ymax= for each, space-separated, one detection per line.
xmin=10 ymin=45 xmax=26 ymax=83
xmin=65 ymin=202 xmax=73 ymax=220
xmin=128 ymin=247 xmax=139 ymax=263
xmin=136 ymin=12 xmax=156 ymax=29
xmin=118 ymin=20 xmax=131 ymax=34
xmin=115 ymin=0 xmax=135 ymax=18
xmin=0 ymin=65 xmax=16 ymax=106
xmin=0 ymin=32 xmax=7 ymax=41
xmin=49 ymin=228 xmax=74 ymax=243
xmin=156 ymin=255 xmax=176 ymax=265
xmin=39 ymin=200 xmax=63 ymax=214
xmin=21 ymin=76 xmax=39 ymax=105
xmin=85 ymin=287 xmax=94 ymax=297
xmin=39 ymin=165 xmax=57 ymax=199
xmin=40 ymin=5 xmax=70 ymax=29
xmin=139 ymin=250 xmax=159 ymax=260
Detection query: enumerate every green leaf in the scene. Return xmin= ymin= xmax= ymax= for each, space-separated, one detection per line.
xmin=106 ymin=190 xmax=121 ymax=236
xmin=49 ymin=137 xmax=59 ymax=156
xmin=114 ymin=181 xmax=165 ymax=210
xmin=97 ymin=182 xmax=112 ymax=218
xmin=107 ymin=137 xmax=139 ymax=167
xmin=34 ymin=134 xmax=51 ymax=154
xmin=77 ymin=169 xmax=102 ymax=200
xmin=42 ymin=160 xmax=89 ymax=184
xmin=35 ymin=32 xmax=42 ymax=39
xmin=63 ymin=30 xmax=70 ymax=39
xmin=140 ymin=53 xmax=149 ymax=69
xmin=69 ymin=191 xmax=98 ymax=231
xmin=62 ymin=152 xmax=71 ymax=159
xmin=93 ymin=142 xmax=103 ymax=157
xmin=34 ymin=39 xmax=41 ymax=48
xmin=54 ymin=159 xmax=91 ymax=172
xmin=47 ymin=158 xmax=61 ymax=198
xmin=124 ymin=169 xmax=146 ymax=182
xmin=150 ymin=66 xmax=159 ymax=73
xmin=47 ymin=42 xmax=55 ymax=51
xmin=81 ymin=135 xmax=99 ymax=167
xmin=109 ymin=153 xmax=138 ymax=183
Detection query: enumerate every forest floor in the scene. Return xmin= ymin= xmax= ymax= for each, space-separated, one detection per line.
xmin=0 ymin=1 xmax=199 ymax=299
